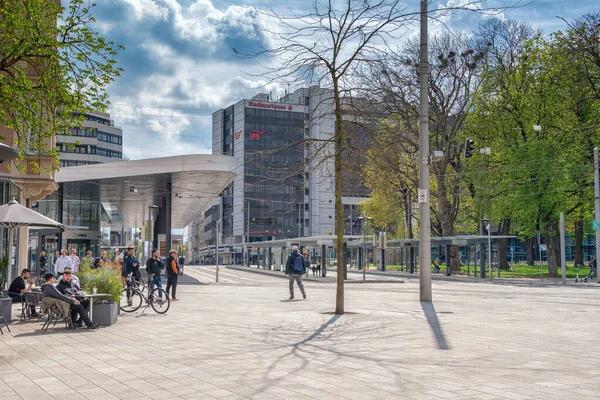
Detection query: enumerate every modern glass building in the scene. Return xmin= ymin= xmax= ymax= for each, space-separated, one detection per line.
xmin=198 ymin=87 xmax=371 ymax=262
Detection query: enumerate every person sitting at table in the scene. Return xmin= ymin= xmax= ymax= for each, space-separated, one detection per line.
xmin=57 ymin=271 xmax=81 ymax=287
xmin=8 ymin=269 xmax=39 ymax=317
xmin=56 ymin=268 xmax=90 ymax=327
xmin=41 ymin=273 xmax=98 ymax=329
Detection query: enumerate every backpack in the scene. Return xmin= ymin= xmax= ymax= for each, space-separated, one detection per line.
xmin=292 ymin=254 xmax=304 ymax=273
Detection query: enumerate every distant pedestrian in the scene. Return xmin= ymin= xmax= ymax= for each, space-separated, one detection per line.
xmin=311 ymin=262 xmax=317 ymax=277
xmin=285 ymin=246 xmax=306 ymax=300
xmin=69 ymin=249 xmax=81 ymax=274
xmin=166 ymin=250 xmax=180 ymax=301
xmin=316 ymin=258 xmax=322 ymax=276
xmin=304 ymin=255 xmax=311 ymax=277
xmin=178 ymin=254 xmax=185 ymax=276
xmin=588 ymin=257 xmax=597 ymax=279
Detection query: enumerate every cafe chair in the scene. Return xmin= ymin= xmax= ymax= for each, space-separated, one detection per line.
xmin=41 ymin=304 xmax=74 ymax=332
xmin=0 ymin=297 xmax=11 ymax=335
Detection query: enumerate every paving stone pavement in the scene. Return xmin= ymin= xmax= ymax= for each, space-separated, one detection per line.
xmin=1 ymin=265 xmax=599 ymax=399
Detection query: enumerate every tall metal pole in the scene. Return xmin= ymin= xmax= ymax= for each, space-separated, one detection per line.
xmin=418 ymin=0 xmax=432 ymax=301
xmin=595 ymin=148 xmax=600 ymax=274
xmin=487 ymin=224 xmax=492 ymax=282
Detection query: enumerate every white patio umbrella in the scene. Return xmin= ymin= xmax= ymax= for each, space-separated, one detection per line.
xmin=0 ymin=199 xmax=65 ymax=284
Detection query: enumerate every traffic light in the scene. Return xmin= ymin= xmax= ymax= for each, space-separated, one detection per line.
xmin=464 ymin=139 xmax=474 ymax=158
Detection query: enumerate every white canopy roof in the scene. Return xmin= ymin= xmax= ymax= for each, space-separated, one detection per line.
xmin=56 ymin=154 xmax=239 ymax=229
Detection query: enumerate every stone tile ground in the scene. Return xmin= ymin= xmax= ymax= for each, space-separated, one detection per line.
xmin=1 ymin=266 xmax=598 ymax=399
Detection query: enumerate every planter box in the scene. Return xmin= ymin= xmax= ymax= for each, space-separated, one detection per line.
xmin=0 ymin=297 xmax=12 ymax=324
xmin=91 ymin=302 xmax=119 ymax=326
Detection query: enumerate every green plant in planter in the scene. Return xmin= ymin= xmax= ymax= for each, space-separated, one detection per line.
xmin=80 ymin=264 xmax=124 ymax=304
xmin=0 ymin=257 xmax=8 ymax=290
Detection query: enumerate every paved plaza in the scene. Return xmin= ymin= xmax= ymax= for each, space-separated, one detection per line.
xmin=1 ymin=266 xmax=599 ymax=400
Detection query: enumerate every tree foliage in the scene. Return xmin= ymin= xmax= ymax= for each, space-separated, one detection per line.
xmin=0 ymin=0 xmax=122 ymax=171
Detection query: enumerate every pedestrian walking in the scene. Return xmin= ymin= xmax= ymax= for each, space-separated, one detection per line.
xmin=178 ymin=254 xmax=185 ymax=276
xmin=69 ymin=249 xmax=81 ymax=274
xmin=316 ymin=258 xmax=322 ymax=276
xmin=285 ymin=246 xmax=306 ymax=300
xmin=166 ymin=250 xmax=179 ymax=301
xmin=305 ymin=255 xmax=311 ymax=277
xmin=311 ymin=262 xmax=317 ymax=277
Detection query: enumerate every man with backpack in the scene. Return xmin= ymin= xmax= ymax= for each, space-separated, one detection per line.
xmin=285 ymin=246 xmax=307 ymax=300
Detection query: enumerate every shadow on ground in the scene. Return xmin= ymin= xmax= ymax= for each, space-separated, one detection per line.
xmin=420 ymin=301 xmax=450 ymax=350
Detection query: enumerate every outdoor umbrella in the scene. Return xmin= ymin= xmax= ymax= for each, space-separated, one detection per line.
xmin=0 ymin=199 xmax=65 ymax=284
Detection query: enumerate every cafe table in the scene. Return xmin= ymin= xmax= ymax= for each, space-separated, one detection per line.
xmin=81 ymin=293 xmax=111 ymax=321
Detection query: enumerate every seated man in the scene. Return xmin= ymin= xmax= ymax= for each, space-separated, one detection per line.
xmin=8 ymin=269 xmax=39 ymax=317
xmin=56 ymin=268 xmax=89 ymax=327
xmin=57 ymin=272 xmax=81 ymax=287
xmin=41 ymin=273 xmax=99 ymax=329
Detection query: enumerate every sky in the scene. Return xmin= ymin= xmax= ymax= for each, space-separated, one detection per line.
xmin=88 ymin=0 xmax=600 ymax=160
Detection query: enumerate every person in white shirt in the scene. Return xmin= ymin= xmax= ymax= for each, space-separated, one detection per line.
xmin=54 ymin=249 xmax=74 ymax=277
xmin=69 ymin=249 xmax=81 ymax=273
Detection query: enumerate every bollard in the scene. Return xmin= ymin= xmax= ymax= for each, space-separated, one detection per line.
xmin=216 ymin=266 xmax=219 ymax=282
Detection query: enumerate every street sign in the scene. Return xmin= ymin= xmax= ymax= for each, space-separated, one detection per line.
xmin=594 ymin=220 xmax=599 ymax=231
xmin=510 ymin=246 xmax=515 ymax=252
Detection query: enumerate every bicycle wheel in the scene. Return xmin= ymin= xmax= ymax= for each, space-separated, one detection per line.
xmin=120 ymin=290 xmax=143 ymax=312
xmin=149 ymin=288 xmax=170 ymax=314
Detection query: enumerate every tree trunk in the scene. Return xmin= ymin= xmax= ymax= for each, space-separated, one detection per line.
xmin=334 ymin=80 xmax=345 ymax=315
xmin=546 ymin=222 xmax=560 ymax=277
xmin=526 ymin=237 xmax=535 ymax=266
xmin=450 ymin=245 xmax=461 ymax=272
xmin=574 ymin=219 xmax=584 ymax=266
xmin=435 ymin=166 xmax=460 ymax=271
xmin=498 ymin=218 xmax=511 ymax=269
xmin=405 ymin=191 xmax=413 ymax=239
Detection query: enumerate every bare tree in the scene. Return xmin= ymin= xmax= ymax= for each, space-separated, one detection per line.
xmin=242 ymin=0 xmax=526 ymax=312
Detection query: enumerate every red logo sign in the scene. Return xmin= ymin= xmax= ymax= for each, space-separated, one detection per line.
xmin=248 ymin=130 xmax=266 ymax=139
xmin=248 ymin=100 xmax=293 ymax=111
xmin=234 ymin=130 xmax=242 ymax=140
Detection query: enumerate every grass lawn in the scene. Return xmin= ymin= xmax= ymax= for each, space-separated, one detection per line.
xmin=371 ymin=263 xmax=596 ymax=279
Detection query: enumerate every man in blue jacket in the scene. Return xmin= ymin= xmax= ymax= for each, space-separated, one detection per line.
xmin=285 ymin=246 xmax=307 ymax=300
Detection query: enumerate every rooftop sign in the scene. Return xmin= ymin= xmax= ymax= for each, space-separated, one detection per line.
xmin=247 ymin=100 xmax=294 ymax=111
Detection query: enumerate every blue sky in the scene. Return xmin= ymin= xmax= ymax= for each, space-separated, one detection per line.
xmin=88 ymin=0 xmax=599 ymax=160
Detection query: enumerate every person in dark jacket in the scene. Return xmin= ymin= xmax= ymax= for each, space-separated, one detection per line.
xmin=304 ymin=256 xmax=311 ymax=277
xmin=178 ymin=255 xmax=185 ymax=276
xmin=41 ymin=273 xmax=98 ymax=329
xmin=285 ymin=246 xmax=306 ymax=300
xmin=8 ymin=269 xmax=38 ymax=317
xmin=146 ymin=248 xmax=164 ymax=291
xmin=39 ymin=251 xmax=47 ymax=275
xmin=122 ymin=247 xmax=141 ymax=281
xmin=56 ymin=268 xmax=90 ymax=326
xmin=166 ymin=250 xmax=179 ymax=301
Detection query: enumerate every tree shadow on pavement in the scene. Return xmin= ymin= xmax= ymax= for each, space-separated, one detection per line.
xmin=420 ymin=301 xmax=450 ymax=350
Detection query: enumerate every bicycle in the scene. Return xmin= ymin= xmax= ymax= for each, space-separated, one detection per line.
xmin=120 ymin=274 xmax=170 ymax=314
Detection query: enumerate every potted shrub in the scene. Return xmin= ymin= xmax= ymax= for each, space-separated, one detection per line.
xmin=0 ymin=258 xmax=11 ymax=323
xmin=79 ymin=264 xmax=123 ymax=326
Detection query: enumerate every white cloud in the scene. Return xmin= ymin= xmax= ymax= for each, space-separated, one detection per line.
xmin=121 ymin=0 xmax=169 ymax=21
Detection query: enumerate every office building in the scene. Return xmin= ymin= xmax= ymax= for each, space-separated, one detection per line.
xmin=56 ymin=111 xmax=123 ymax=167
xmin=200 ymin=87 xmax=370 ymax=261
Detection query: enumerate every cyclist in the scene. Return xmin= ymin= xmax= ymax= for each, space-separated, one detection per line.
xmin=146 ymin=248 xmax=164 ymax=291
xmin=122 ymin=247 xmax=141 ymax=301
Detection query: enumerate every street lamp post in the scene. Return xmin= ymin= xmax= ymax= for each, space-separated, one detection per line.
xmin=418 ymin=0 xmax=432 ymax=301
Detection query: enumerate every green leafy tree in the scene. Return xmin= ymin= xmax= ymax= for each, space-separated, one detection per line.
xmin=0 ymin=0 xmax=123 ymax=171
xmin=468 ymin=19 xmax=597 ymax=275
